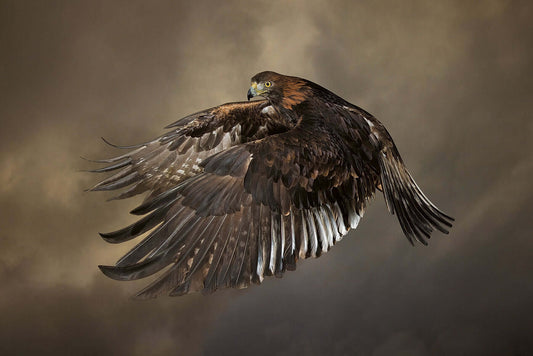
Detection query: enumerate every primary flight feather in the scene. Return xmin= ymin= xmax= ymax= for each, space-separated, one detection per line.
xmin=88 ymin=71 xmax=453 ymax=298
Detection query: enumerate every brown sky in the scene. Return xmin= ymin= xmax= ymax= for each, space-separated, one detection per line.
xmin=1 ymin=0 xmax=532 ymax=355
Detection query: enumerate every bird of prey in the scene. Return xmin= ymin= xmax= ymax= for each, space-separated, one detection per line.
xmin=88 ymin=71 xmax=453 ymax=298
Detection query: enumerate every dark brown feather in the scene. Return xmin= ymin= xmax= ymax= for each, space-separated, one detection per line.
xmin=88 ymin=71 xmax=453 ymax=297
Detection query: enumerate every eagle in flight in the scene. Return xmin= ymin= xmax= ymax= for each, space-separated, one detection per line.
xmin=88 ymin=71 xmax=453 ymax=298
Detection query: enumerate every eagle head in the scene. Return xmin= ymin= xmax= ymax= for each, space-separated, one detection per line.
xmin=248 ymin=71 xmax=310 ymax=110
xmin=247 ymin=71 xmax=281 ymax=101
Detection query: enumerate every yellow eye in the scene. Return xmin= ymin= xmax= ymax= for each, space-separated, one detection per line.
xmin=264 ymin=81 xmax=272 ymax=88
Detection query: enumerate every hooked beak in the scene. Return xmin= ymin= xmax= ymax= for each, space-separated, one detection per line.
xmin=247 ymin=87 xmax=255 ymax=101
xmin=247 ymin=82 xmax=259 ymax=101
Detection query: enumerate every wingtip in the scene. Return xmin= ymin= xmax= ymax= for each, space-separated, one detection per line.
xmin=101 ymin=136 xmax=115 ymax=146
xmin=80 ymin=156 xmax=114 ymax=164
xmin=99 ymin=231 xmax=128 ymax=244
xmin=129 ymin=293 xmax=153 ymax=301
xmin=84 ymin=184 xmax=107 ymax=192
xmin=101 ymin=137 xmax=145 ymax=149
xmin=101 ymin=136 xmax=128 ymax=149
xmin=129 ymin=206 xmax=144 ymax=215
xmin=99 ymin=232 xmax=119 ymax=243
xmin=98 ymin=265 xmax=121 ymax=279
xmin=131 ymin=289 xmax=161 ymax=300
xmin=85 ymin=184 xmax=104 ymax=192
xmin=98 ymin=264 xmax=134 ymax=281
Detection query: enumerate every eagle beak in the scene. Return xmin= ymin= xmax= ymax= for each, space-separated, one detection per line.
xmin=247 ymin=82 xmax=259 ymax=101
xmin=247 ymin=87 xmax=255 ymax=101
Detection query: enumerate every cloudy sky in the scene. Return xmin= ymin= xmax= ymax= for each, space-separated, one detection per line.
xmin=1 ymin=0 xmax=532 ymax=355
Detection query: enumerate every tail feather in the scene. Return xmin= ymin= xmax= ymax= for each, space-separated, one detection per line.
xmin=378 ymin=150 xmax=454 ymax=245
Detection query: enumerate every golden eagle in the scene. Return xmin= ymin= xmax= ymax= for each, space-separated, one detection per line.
xmin=88 ymin=71 xmax=453 ymax=298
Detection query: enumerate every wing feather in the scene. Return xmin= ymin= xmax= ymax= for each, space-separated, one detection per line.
xmin=88 ymin=100 xmax=281 ymax=198
xmin=90 ymin=80 xmax=452 ymax=298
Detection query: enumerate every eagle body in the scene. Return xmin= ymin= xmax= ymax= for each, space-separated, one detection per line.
xmin=88 ymin=71 xmax=453 ymax=298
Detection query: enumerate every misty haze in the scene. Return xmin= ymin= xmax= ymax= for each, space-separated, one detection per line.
xmin=1 ymin=1 xmax=532 ymax=355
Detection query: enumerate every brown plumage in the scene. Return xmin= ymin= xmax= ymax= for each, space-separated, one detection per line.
xmin=87 ymin=71 xmax=453 ymax=298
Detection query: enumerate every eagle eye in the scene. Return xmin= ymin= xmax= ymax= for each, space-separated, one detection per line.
xmin=264 ymin=81 xmax=272 ymax=88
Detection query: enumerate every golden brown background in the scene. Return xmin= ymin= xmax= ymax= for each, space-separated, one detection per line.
xmin=1 ymin=1 xmax=532 ymax=355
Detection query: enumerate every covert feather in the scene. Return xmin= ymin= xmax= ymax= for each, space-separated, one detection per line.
xmin=88 ymin=71 xmax=453 ymax=298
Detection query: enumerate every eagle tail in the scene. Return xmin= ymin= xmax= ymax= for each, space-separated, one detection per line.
xmin=378 ymin=150 xmax=454 ymax=245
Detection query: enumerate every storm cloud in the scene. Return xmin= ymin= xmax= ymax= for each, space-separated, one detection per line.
xmin=1 ymin=0 xmax=532 ymax=355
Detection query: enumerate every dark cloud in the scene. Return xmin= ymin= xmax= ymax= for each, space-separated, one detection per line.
xmin=1 ymin=0 xmax=532 ymax=355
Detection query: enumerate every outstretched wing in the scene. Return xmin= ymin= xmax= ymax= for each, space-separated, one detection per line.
xmin=94 ymin=100 xmax=381 ymax=298
xmin=317 ymin=98 xmax=454 ymax=245
xmin=88 ymin=100 xmax=285 ymax=202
